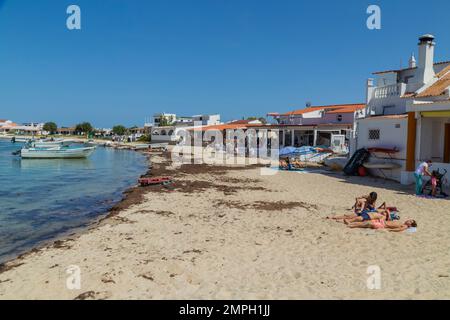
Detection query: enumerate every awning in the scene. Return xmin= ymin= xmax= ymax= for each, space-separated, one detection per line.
xmin=421 ymin=111 xmax=450 ymax=118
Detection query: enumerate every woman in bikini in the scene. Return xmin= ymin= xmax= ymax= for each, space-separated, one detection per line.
xmin=346 ymin=219 xmax=417 ymax=232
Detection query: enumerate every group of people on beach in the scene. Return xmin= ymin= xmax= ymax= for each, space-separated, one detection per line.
xmin=327 ymin=192 xmax=417 ymax=232
xmin=279 ymin=157 xmax=305 ymax=170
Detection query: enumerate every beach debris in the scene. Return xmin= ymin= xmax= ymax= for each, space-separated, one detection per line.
xmin=138 ymin=176 xmax=173 ymax=186
xmin=73 ymin=291 xmax=110 ymax=300
xmin=73 ymin=291 xmax=96 ymax=300
xmin=140 ymin=273 xmax=154 ymax=281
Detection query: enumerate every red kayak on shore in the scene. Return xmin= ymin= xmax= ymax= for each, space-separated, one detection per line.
xmin=138 ymin=176 xmax=173 ymax=186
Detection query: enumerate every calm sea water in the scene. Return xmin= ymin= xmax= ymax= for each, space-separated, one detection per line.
xmin=0 ymin=140 xmax=148 ymax=263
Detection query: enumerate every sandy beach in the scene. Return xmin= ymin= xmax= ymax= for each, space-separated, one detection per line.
xmin=1 ymin=152 xmax=449 ymax=300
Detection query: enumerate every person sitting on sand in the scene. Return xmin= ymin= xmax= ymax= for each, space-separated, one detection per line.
xmin=291 ymin=159 xmax=305 ymax=169
xmin=279 ymin=157 xmax=295 ymax=170
xmin=353 ymin=192 xmax=378 ymax=214
xmin=279 ymin=158 xmax=288 ymax=169
xmin=346 ymin=219 xmax=417 ymax=232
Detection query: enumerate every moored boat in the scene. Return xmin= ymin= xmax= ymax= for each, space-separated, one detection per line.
xmin=20 ymin=145 xmax=96 ymax=159
xmin=31 ymin=138 xmax=76 ymax=148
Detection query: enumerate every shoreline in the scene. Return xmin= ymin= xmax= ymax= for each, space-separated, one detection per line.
xmin=0 ymin=146 xmax=153 ymax=269
xmin=1 ymin=149 xmax=449 ymax=299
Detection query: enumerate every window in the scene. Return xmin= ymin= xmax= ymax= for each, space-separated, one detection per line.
xmin=368 ymin=129 xmax=380 ymax=140
xmin=337 ymin=114 xmax=343 ymax=122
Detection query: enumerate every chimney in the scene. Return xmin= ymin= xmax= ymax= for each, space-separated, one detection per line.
xmin=409 ymin=53 xmax=416 ymax=68
xmin=417 ymin=34 xmax=435 ymax=86
xmin=366 ymin=78 xmax=375 ymax=104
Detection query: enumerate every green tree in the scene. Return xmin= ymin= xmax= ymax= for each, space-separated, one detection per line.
xmin=43 ymin=122 xmax=58 ymax=134
xmin=112 ymin=125 xmax=127 ymax=136
xmin=75 ymin=122 xmax=93 ymax=135
xmin=159 ymin=115 xmax=174 ymax=127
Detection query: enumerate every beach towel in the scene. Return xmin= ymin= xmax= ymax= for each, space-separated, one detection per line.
xmin=406 ymin=227 xmax=417 ymax=234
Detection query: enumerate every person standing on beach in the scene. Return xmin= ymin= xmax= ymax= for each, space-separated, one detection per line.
xmin=414 ymin=160 xmax=432 ymax=195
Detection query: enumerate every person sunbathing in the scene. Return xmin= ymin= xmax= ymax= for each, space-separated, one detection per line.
xmin=279 ymin=158 xmax=289 ymax=169
xmin=327 ymin=203 xmax=400 ymax=222
xmin=343 ymin=211 xmax=386 ymax=224
xmin=291 ymin=159 xmax=304 ymax=168
xmin=346 ymin=219 xmax=417 ymax=232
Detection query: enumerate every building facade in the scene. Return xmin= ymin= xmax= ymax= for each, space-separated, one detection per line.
xmin=265 ymin=103 xmax=366 ymax=152
xmin=356 ymin=34 xmax=450 ymax=184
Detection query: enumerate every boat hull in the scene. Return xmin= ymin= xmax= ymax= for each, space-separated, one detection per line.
xmin=21 ymin=147 xmax=96 ymax=159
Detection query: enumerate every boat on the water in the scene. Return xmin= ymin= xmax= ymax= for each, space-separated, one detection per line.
xmin=30 ymin=138 xmax=76 ymax=148
xmin=20 ymin=145 xmax=96 ymax=159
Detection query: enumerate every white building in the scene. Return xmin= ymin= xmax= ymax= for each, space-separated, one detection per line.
xmin=152 ymin=113 xmax=177 ymax=127
xmin=192 ymin=114 xmax=221 ymax=126
xmin=356 ymin=34 xmax=450 ymax=184
xmin=265 ymin=103 xmax=366 ymax=151
xmin=150 ymin=113 xmax=222 ymax=142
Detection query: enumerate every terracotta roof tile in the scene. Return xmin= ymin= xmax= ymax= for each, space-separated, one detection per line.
xmin=282 ymin=103 xmax=365 ymax=116
xmin=416 ymin=66 xmax=450 ymax=98
xmin=326 ymin=104 xmax=366 ymax=114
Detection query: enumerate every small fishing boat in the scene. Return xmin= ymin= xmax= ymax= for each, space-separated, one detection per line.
xmin=31 ymin=138 xmax=76 ymax=148
xmin=20 ymin=145 xmax=96 ymax=159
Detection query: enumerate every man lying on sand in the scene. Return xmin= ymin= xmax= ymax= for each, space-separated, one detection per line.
xmin=345 ymin=219 xmax=417 ymax=232
xmin=329 ymin=205 xmax=400 ymax=223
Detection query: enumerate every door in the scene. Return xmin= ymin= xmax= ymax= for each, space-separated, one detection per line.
xmin=331 ymin=134 xmax=345 ymax=153
xmin=444 ymin=123 xmax=450 ymax=163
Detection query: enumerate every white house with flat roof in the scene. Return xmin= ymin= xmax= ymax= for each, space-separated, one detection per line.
xmin=149 ymin=113 xmax=222 ymax=142
xmin=357 ymin=34 xmax=450 ymax=185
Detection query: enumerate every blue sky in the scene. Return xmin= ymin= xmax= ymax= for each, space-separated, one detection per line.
xmin=1 ymin=0 xmax=449 ymax=127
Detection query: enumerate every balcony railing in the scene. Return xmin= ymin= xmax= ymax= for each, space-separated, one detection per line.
xmin=373 ymin=83 xmax=406 ymax=99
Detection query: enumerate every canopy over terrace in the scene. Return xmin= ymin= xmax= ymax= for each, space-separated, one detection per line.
xmin=187 ymin=121 xmax=265 ymax=147
xmin=251 ymin=123 xmax=353 ymax=148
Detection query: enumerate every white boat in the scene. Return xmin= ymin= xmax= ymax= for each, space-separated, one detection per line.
xmin=21 ymin=145 xmax=96 ymax=159
xmin=31 ymin=138 xmax=75 ymax=148
xmin=363 ymin=162 xmax=402 ymax=169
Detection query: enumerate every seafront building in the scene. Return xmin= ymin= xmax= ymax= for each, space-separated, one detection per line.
xmin=0 ymin=120 xmax=44 ymax=135
xmin=355 ymin=34 xmax=450 ymax=184
xmin=149 ymin=113 xmax=222 ymax=142
xmin=252 ymin=103 xmax=366 ymax=153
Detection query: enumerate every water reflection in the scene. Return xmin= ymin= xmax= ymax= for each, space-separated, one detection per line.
xmin=0 ymin=140 xmax=147 ymax=263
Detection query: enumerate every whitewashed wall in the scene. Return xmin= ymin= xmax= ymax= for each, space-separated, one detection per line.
xmin=356 ymin=117 xmax=408 ymax=181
